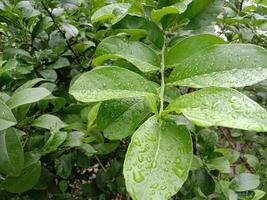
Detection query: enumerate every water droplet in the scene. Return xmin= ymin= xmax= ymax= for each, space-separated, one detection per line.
xmin=150 ymin=183 xmax=159 ymax=189
xmin=133 ymin=170 xmax=145 ymax=183
xmin=138 ymin=154 xmax=144 ymax=162
xmin=176 ymin=157 xmax=181 ymax=164
xmin=160 ymin=185 xmax=167 ymax=190
xmin=173 ymin=167 xmax=184 ymax=178
xmin=133 ymin=138 xmax=141 ymax=146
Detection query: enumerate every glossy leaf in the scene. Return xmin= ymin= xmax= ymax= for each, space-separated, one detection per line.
xmin=0 ymin=100 xmax=17 ymax=131
xmin=166 ymin=34 xmax=225 ymax=67
xmin=7 ymin=88 xmax=51 ymax=109
xmin=165 ymin=87 xmax=267 ymax=132
xmin=69 ymin=66 xmax=158 ymax=102
xmin=1 ymin=162 xmax=41 ymax=193
xmin=0 ymin=128 xmax=24 ymax=176
xmin=206 ymin=157 xmax=231 ymax=173
xmin=195 ymin=169 xmax=215 ymax=196
xmin=93 ymin=36 xmax=160 ymax=73
xmin=231 ymin=173 xmax=260 ymax=192
xmin=32 ymin=114 xmax=67 ymax=130
xmin=123 ymin=116 xmax=192 ymax=200
xmin=151 ymin=0 xmax=192 ymax=23
xmin=167 ymin=44 xmax=267 ymax=88
xmin=42 ymin=131 xmax=67 ymax=155
xmin=97 ymin=97 xmax=151 ymax=140
xmin=91 ymin=3 xmax=130 ymax=24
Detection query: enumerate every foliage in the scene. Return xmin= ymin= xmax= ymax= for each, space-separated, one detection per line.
xmin=0 ymin=0 xmax=266 ymax=199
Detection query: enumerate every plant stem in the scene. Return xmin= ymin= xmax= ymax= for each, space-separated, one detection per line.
xmin=159 ymin=34 xmax=166 ymax=114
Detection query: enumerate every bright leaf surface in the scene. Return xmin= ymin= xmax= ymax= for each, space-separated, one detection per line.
xmin=165 ymin=87 xmax=267 ymax=132
xmin=167 ymin=44 xmax=267 ymax=88
xmin=123 ymin=116 xmax=192 ymax=200
xmin=69 ymin=66 xmax=158 ymax=102
xmin=166 ymin=34 xmax=225 ymax=66
xmin=91 ymin=3 xmax=130 ymax=24
xmin=93 ymin=36 xmax=160 ymax=73
xmin=0 ymin=100 xmax=17 ymax=131
xmin=7 ymin=87 xmax=51 ymax=109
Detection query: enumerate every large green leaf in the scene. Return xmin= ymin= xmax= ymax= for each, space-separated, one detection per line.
xmin=123 ymin=116 xmax=193 ymax=200
xmin=0 ymin=128 xmax=24 ymax=176
xmin=167 ymin=44 xmax=267 ymax=88
xmin=97 ymin=97 xmax=151 ymax=140
xmin=7 ymin=87 xmax=51 ymax=109
xmin=165 ymin=87 xmax=267 ymax=132
xmin=93 ymin=36 xmax=160 ymax=73
xmin=69 ymin=66 xmax=158 ymax=103
xmin=166 ymin=34 xmax=225 ymax=67
xmin=1 ymin=161 xmax=41 ymax=193
xmin=32 ymin=114 xmax=67 ymax=130
xmin=151 ymin=0 xmax=192 ymax=23
xmin=230 ymin=173 xmax=260 ymax=192
xmin=0 ymin=100 xmax=17 ymax=131
xmin=91 ymin=3 xmax=130 ymax=24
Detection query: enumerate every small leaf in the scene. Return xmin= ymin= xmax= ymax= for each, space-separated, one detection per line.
xmin=41 ymin=130 xmax=67 ymax=155
xmin=206 ymin=157 xmax=231 ymax=173
xmin=97 ymin=97 xmax=151 ymax=140
xmin=252 ymin=190 xmax=266 ymax=200
xmin=195 ymin=169 xmax=215 ymax=196
xmin=0 ymin=128 xmax=24 ymax=176
xmin=93 ymin=36 xmax=160 ymax=73
xmin=151 ymin=0 xmax=192 ymax=23
xmin=231 ymin=173 xmax=260 ymax=192
xmin=32 ymin=114 xmax=67 ymax=130
xmin=1 ymin=161 xmax=41 ymax=193
xmin=91 ymin=3 xmax=130 ymax=24
xmin=61 ymin=23 xmax=79 ymax=39
xmin=55 ymin=152 xmax=76 ymax=179
xmin=7 ymin=88 xmax=51 ymax=109
xmin=166 ymin=34 xmax=225 ymax=67
xmin=165 ymin=87 xmax=267 ymax=132
xmin=167 ymin=44 xmax=267 ymax=88
xmin=0 ymin=100 xmax=17 ymax=131
xmin=123 ymin=116 xmax=192 ymax=199
xmin=69 ymin=66 xmax=158 ymax=102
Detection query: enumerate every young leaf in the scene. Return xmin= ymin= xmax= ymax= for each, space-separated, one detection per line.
xmin=97 ymin=97 xmax=151 ymax=140
xmin=41 ymin=131 xmax=67 ymax=155
xmin=7 ymin=87 xmax=51 ymax=109
xmin=151 ymin=0 xmax=192 ymax=23
xmin=1 ymin=161 xmax=41 ymax=193
xmin=0 ymin=128 xmax=24 ymax=176
xmin=93 ymin=36 xmax=160 ymax=73
xmin=166 ymin=34 xmax=225 ymax=66
xmin=0 ymin=100 xmax=17 ymax=131
xmin=91 ymin=3 xmax=130 ymax=24
xmin=165 ymin=87 xmax=267 ymax=132
xmin=167 ymin=44 xmax=267 ymax=88
xmin=206 ymin=157 xmax=231 ymax=173
xmin=123 ymin=116 xmax=192 ymax=200
xmin=69 ymin=66 xmax=158 ymax=102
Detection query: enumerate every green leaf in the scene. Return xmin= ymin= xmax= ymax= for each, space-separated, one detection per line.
xmin=69 ymin=66 xmax=158 ymax=103
xmin=93 ymin=36 xmax=160 ymax=73
xmin=14 ymin=78 xmax=46 ymax=93
xmin=0 ymin=128 xmax=24 ymax=176
xmin=97 ymin=97 xmax=151 ymax=140
xmin=7 ymin=88 xmax=51 ymax=109
xmin=252 ymin=190 xmax=266 ymax=200
xmin=230 ymin=173 xmax=260 ymax=192
xmin=32 ymin=16 xmax=52 ymax=38
xmin=91 ymin=3 xmax=130 ymax=24
xmin=41 ymin=130 xmax=67 ymax=155
xmin=32 ymin=114 xmax=67 ymax=130
xmin=206 ymin=157 xmax=231 ymax=173
xmin=195 ymin=169 xmax=215 ymax=196
xmin=166 ymin=34 xmax=225 ymax=67
xmin=55 ymin=152 xmax=76 ymax=179
xmin=165 ymin=87 xmax=267 ymax=132
xmin=151 ymin=0 xmax=192 ymax=23
xmin=123 ymin=116 xmax=193 ymax=200
xmin=167 ymin=44 xmax=267 ymax=88
xmin=1 ymin=161 xmax=41 ymax=193
xmin=0 ymin=100 xmax=17 ymax=131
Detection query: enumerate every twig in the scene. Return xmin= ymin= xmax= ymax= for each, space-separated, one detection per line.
xmin=218 ymin=127 xmax=255 ymax=173
xmin=95 ymin=156 xmax=107 ymax=172
xmin=41 ymin=2 xmax=81 ymax=64
xmin=159 ymin=34 xmax=166 ymax=114
xmin=239 ymin=0 xmax=244 ymax=11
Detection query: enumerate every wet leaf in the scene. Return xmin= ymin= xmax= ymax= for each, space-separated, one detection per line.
xmin=123 ymin=116 xmax=192 ymax=200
